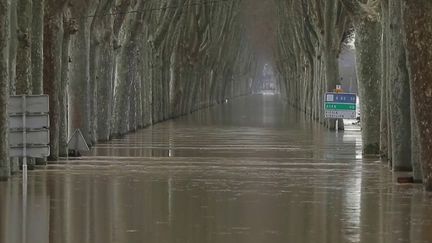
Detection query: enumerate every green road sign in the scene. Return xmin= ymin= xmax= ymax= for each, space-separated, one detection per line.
xmin=325 ymin=103 xmax=356 ymax=110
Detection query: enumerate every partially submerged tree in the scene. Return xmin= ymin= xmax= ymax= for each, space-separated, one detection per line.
xmin=0 ymin=0 xmax=10 ymax=180
xmin=402 ymin=0 xmax=432 ymax=189
xmin=59 ymin=6 xmax=78 ymax=157
xmin=68 ymin=0 xmax=98 ymax=145
xmin=16 ymin=0 xmax=32 ymax=94
xmin=43 ymin=0 xmax=69 ymax=160
xmin=387 ymin=0 xmax=412 ymax=171
xmin=339 ymin=0 xmax=382 ymax=155
xmin=31 ymin=0 xmax=44 ymax=95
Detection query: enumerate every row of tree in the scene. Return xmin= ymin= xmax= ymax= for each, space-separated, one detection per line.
xmin=0 ymin=0 xmax=258 ymax=180
xmin=274 ymin=0 xmax=432 ymax=190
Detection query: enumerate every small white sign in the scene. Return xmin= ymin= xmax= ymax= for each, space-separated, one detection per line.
xmin=9 ymin=95 xmax=49 ymax=114
xmin=9 ymin=114 xmax=49 ymax=130
xmin=68 ymin=129 xmax=89 ymax=152
xmin=9 ymin=129 xmax=49 ymax=146
xmin=325 ymin=110 xmax=356 ymax=119
xmin=9 ymin=146 xmax=50 ymax=158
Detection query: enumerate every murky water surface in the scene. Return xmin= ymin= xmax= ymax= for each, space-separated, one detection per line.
xmin=1 ymin=95 xmax=432 ymax=243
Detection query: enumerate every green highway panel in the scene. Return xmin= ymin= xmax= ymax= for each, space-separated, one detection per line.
xmin=325 ymin=103 xmax=356 ymax=110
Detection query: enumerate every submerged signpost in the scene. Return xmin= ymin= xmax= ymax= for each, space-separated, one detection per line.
xmin=324 ymin=92 xmax=357 ymax=119
xmin=8 ymin=95 xmax=50 ymax=243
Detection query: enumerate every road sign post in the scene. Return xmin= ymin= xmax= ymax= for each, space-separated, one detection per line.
xmin=8 ymin=95 xmax=49 ymax=243
xmin=324 ymin=92 xmax=357 ymax=119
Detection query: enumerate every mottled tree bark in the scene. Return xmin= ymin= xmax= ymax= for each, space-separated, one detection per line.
xmin=8 ymin=0 xmax=16 ymax=95
xmin=354 ymin=20 xmax=382 ymax=155
xmin=95 ymin=0 xmax=125 ymax=141
xmin=7 ymin=0 xmax=18 ymax=172
xmin=113 ymin=42 xmax=135 ymax=136
xmin=401 ymin=3 xmax=422 ymax=182
xmin=30 ymin=0 xmax=45 ymax=165
xmin=169 ymin=42 xmax=181 ymax=116
xmin=59 ymin=11 xmax=78 ymax=157
xmin=69 ymin=0 xmax=98 ymax=145
xmin=140 ymin=34 xmax=152 ymax=127
xmin=96 ymin=39 xmax=114 ymax=141
xmin=112 ymin=1 xmax=145 ymax=137
xmin=388 ymin=0 xmax=412 ymax=171
xmin=0 ymin=0 xmax=10 ymax=180
xmin=43 ymin=0 xmax=68 ymax=161
xmin=410 ymin=98 xmax=422 ymax=182
xmin=31 ymin=0 xmax=43 ymax=94
xmin=15 ymin=0 xmax=31 ymax=94
xmin=323 ymin=0 xmax=342 ymax=131
xmin=69 ymin=20 xmax=91 ymax=144
xmin=402 ymin=0 xmax=432 ymax=190
xmin=88 ymin=0 xmax=114 ymax=144
xmin=340 ymin=0 xmax=382 ymax=155
xmin=380 ymin=0 xmax=389 ymax=158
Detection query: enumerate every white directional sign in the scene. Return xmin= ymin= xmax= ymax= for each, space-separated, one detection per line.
xmin=9 ymin=146 xmax=50 ymax=158
xmin=9 ymin=95 xmax=49 ymax=114
xmin=7 ymin=95 xmax=50 ymax=159
xmin=324 ymin=93 xmax=357 ymax=119
xmin=9 ymin=114 xmax=49 ymax=130
xmin=9 ymin=129 xmax=50 ymax=146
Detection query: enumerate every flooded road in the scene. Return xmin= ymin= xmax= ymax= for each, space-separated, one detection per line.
xmin=1 ymin=95 xmax=432 ymax=243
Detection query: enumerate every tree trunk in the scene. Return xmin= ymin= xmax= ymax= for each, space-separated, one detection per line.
xmin=43 ymin=0 xmax=67 ymax=161
xmin=402 ymin=0 xmax=432 ymax=190
xmin=388 ymin=0 xmax=412 ymax=171
xmin=69 ymin=18 xmax=91 ymax=144
xmin=31 ymin=0 xmax=43 ymax=95
xmin=141 ymin=38 xmax=152 ymax=127
xmin=8 ymin=0 xmax=16 ymax=95
xmin=59 ymin=14 xmax=77 ymax=157
xmin=354 ymin=18 xmax=382 ymax=155
xmin=113 ymin=3 xmax=147 ymax=134
xmin=31 ymin=0 xmax=45 ymax=165
xmin=380 ymin=0 xmax=389 ymax=158
xmin=96 ymin=40 xmax=114 ymax=141
xmin=114 ymin=44 xmax=133 ymax=136
xmin=15 ymin=0 xmax=31 ymax=94
xmin=410 ymin=99 xmax=422 ymax=182
xmin=88 ymin=0 xmax=116 ymax=143
xmin=88 ymin=28 xmax=100 ymax=145
xmin=323 ymin=0 xmax=344 ymax=131
xmin=0 ymin=0 xmax=10 ymax=180
xmin=169 ymin=46 xmax=181 ymax=117
xmin=68 ymin=0 xmax=98 ymax=145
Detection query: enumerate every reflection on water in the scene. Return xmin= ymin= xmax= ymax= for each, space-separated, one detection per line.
xmin=1 ymin=95 xmax=432 ymax=243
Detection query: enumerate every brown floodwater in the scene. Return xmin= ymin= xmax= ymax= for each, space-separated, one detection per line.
xmin=1 ymin=94 xmax=432 ymax=243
